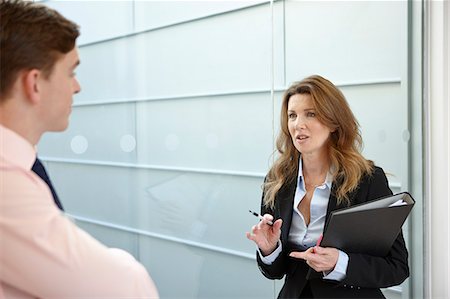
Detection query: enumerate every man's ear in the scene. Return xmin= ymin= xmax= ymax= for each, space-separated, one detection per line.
xmin=22 ymin=69 xmax=43 ymax=104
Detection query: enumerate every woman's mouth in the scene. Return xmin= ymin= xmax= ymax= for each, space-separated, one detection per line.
xmin=296 ymin=135 xmax=309 ymax=141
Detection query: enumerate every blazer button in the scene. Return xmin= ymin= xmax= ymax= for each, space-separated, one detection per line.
xmin=343 ymin=284 xmax=347 ymax=288
xmin=357 ymin=287 xmax=361 ymax=290
xmin=350 ymin=285 xmax=354 ymax=289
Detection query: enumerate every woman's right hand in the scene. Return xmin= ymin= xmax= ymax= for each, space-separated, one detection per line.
xmin=246 ymin=214 xmax=283 ymax=256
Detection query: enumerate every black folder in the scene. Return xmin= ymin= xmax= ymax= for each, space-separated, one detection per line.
xmin=320 ymin=192 xmax=415 ymax=257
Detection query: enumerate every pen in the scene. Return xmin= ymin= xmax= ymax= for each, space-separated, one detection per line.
xmin=316 ymin=234 xmax=323 ymax=246
xmin=312 ymin=234 xmax=323 ymax=253
xmin=249 ymin=210 xmax=273 ymax=225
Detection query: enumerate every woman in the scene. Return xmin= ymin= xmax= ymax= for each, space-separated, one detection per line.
xmin=246 ymin=75 xmax=409 ymax=298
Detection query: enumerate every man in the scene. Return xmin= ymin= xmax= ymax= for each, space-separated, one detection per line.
xmin=0 ymin=1 xmax=159 ymax=297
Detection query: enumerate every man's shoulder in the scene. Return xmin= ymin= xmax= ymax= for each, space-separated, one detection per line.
xmin=0 ymin=163 xmax=45 ymax=200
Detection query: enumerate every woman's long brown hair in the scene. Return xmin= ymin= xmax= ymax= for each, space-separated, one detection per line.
xmin=263 ymin=75 xmax=373 ymax=208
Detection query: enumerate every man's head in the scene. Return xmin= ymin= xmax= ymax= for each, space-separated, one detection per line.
xmin=0 ymin=0 xmax=80 ymax=99
xmin=0 ymin=0 xmax=81 ymax=139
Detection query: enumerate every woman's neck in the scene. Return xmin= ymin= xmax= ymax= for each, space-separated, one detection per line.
xmin=301 ymin=151 xmax=330 ymax=181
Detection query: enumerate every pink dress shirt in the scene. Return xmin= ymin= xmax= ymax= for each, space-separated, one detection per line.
xmin=0 ymin=124 xmax=159 ymax=298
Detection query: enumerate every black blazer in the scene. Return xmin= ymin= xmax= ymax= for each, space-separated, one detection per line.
xmin=256 ymin=166 xmax=409 ymax=298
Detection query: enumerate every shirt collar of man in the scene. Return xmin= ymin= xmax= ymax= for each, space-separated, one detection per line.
xmin=0 ymin=124 xmax=36 ymax=171
xmin=297 ymin=155 xmax=333 ymax=190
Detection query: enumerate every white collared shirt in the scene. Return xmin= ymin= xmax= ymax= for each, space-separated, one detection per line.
xmin=289 ymin=157 xmax=332 ymax=249
xmin=258 ymin=157 xmax=348 ymax=281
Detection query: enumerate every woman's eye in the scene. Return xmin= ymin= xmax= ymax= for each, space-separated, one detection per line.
xmin=288 ymin=113 xmax=296 ymax=119
xmin=307 ymin=111 xmax=316 ymax=117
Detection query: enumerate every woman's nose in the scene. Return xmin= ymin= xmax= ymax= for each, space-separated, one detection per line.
xmin=295 ymin=116 xmax=306 ymax=129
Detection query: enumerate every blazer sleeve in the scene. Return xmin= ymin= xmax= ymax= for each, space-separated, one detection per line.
xmin=339 ymin=167 xmax=410 ymax=288
xmin=255 ymin=186 xmax=288 ymax=280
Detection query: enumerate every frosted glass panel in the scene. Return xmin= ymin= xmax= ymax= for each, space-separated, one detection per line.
xmin=285 ymin=0 xmax=406 ymax=83
xmin=136 ymin=93 xmax=273 ymax=173
xmin=39 ymin=103 xmax=136 ymax=163
xmin=75 ymin=4 xmax=283 ymax=102
xmin=47 ymin=162 xmax=140 ymax=225
xmin=343 ymin=84 xmax=405 ymax=185
xmin=46 ymin=162 xmax=264 ymax=254
xmin=140 ymin=172 xmax=264 ymax=253
xmin=139 ymin=236 xmax=273 ymax=299
xmin=75 ymin=41 xmax=141 ymax=103
xmin=135 ymin=0 xmax=266 ymax=32
xmin=75 ymin=221 xmax=139 ymax=258
xmin=45 ymin=0 xmax=134 ymax=45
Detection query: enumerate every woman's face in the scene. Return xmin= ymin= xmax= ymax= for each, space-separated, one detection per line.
xmin=287 ymin=93 xmax=333 ymax=157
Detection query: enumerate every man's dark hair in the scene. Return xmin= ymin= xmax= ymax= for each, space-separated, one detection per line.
xmin=0 ymin=0 xmax=80 ymax=99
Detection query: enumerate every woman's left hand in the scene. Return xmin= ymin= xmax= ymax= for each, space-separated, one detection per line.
xmin=289 ymin=246 xmax=339 ymax=273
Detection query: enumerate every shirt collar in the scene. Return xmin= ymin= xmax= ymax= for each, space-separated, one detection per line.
xmin=298 ymin=155 xmax=333 ymax=189
xmin=0 ymin=124 xmax=36 ymax=170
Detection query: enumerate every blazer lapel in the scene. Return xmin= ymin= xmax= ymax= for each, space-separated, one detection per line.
xmin=324 ymin=184 xmax=338 ymax=231
xmin=277 ymin=178 xmax=297 ymax=244
xmin=324 ymin=179 xmax=359 ymax=231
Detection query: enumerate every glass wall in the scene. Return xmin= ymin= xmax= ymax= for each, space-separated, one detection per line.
xmin=38 ymin=1 xmax=421 ymax=298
